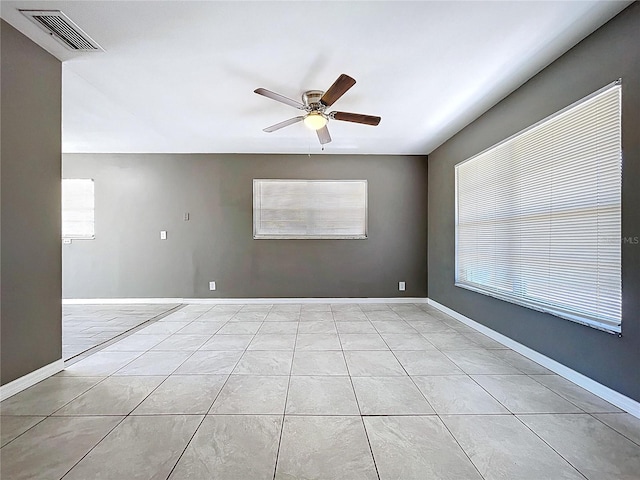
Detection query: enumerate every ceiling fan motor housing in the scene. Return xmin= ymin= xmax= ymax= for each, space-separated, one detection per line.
xmin=302 ymin=90 xmax=324 ymax=108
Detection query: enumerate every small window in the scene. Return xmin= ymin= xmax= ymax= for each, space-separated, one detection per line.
xmin=455 ymin=81 xmax=621 ymax=333
xmin=253 ymin=179 xmax=367 ymax=239
xmin=62 ymin=178 xmax=94 ymax=239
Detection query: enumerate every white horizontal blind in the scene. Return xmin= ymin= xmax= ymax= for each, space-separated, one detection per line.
xmin=253 ymin=179 xmax=367 ymax=239
xmin=455 ymin=82 xmax=621 ymax=333
xmin=62 ymin=179 xmax=95 ymax=239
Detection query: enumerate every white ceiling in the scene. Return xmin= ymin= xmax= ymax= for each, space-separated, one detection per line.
xmin=1 ymin=1 xmax=631 ymax=155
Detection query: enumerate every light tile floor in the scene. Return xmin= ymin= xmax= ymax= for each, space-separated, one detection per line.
xmin=2 ymin=302 xmax=639 ymax=479
xmin=62 ymin=304 xmax=180 ymax=359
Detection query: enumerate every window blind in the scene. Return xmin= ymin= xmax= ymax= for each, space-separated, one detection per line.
xmin=455 ymin=81 xmax=621 ymax=333
xmin=253 ymin=179 xmax=367 ymax=239
xmin=62 ymin=178 xmax=95 ymax=239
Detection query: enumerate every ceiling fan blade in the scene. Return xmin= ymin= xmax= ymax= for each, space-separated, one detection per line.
xmin=331 ymin=111 xmax=381 ymax=126
xmin=263 ymin=116 xmax=305 ymax=132
xmin=320 ymin=74 xmax=356 ymax=107
xmin=254 ymin=88 xmax=305 ymax=110
xmin=317 ymin=125 xmax=332 ymax=145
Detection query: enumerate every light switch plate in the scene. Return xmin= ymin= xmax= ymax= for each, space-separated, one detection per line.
xmin=399 ymin=281 xmax=406 ymax=291
xmin=209 ymin=281 xmax=216 ymax=291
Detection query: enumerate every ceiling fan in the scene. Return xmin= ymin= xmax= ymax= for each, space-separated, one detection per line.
xmin=254 ymin=74 xmax=381 ymax=145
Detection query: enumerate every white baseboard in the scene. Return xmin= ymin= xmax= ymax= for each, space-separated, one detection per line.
xmin=427 ymin=298 xmax=640 ymax=419
xmin=0 ymin=359 xmax=65 ymax=401
xmin=183 ymin=297 xmax=429 ymax=305
xmin=63 ymin=298 xmax=184 ymax=305
xmin=63 ymin=297 xmax=429 ymax=305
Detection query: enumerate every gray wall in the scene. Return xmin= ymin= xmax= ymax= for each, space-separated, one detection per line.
xmin=62 ymin=153 xmax=427 ymax=299
xmin=1 ymin=21 xmax=62 ymax=385
xmin=428 ymin=4 xmax=640 ymax=401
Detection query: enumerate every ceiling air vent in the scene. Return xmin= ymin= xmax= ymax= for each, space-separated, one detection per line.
xmin=19 ymin=10 xmax=103 ymax=51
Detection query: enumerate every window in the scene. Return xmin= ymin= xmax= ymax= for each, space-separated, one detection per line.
xmin=253 ymin=179 xmax=367 ymax=239
xmin=455 ymin=81 xmax=621 ymax=333
xmin=62 ymin=178 xmax=95 ymax=239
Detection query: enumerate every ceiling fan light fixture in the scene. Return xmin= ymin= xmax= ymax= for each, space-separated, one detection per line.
xmin=304 ymin=113 xmax=327 ymax=130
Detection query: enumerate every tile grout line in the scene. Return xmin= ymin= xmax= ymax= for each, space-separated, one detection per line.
xmin=436 ymin=414 xmax=488 ymax=480
xmin=589 ymin=413 xmax=640 ymax=448
xmin=513 ymin=413 xmax=590 ymax=480
xmin=271 ymin=304 xmax=298 ymax=480
xmin=524 ymin=372 xmax=623 ymax=415
xmin=336 ymin=305 xmax=382 ymax=480
xmin=413 ymin=301 xmax=494 ymax=480
xmin=411 ymin=312 xmax=579 ymax=422
xmin=58 ymin=414 xmax=129 ymax=479
xmin=153 ymin=303 xmax=269 ymax=480
xmin=366 ymin=304 xmax=506 ymax=480
xmin=370 ymin=307 xmax=440 ymax=416
xmin=102 ymin=307 xmax=218 ymax=399
xmin=117 ymin=306 xmax=223 ymax=414
xmin=0 ymin=416 xmax=48 ymax=450
xmin=424 ymin=303 xmax=592 ymax=480
xmin=465 ymin=374 xmax=519 ymax=417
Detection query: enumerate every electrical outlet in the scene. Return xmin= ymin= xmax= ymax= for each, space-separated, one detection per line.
xmin=160 ymin=230 xmax=167 ymax=240
xmin=209 ymin=281 xmax=216 ymax=291
xmin=183 ymin=212 xmax=190 ymax=221
xmin=399 ymin=281 xmax=406 ymax=291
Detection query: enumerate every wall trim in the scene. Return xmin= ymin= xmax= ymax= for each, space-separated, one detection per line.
xmin=0 ymin=359 xmax=65 ymax=401
xmin=63 ymin=297 xmax=429 ymax=305
xmin=63 ymin=298 xmax=184 ymax=304
xmin=184 ymin=297 xmax=429 ymax=304
xmin=428 ymin=299 xmax=640 ymax=419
